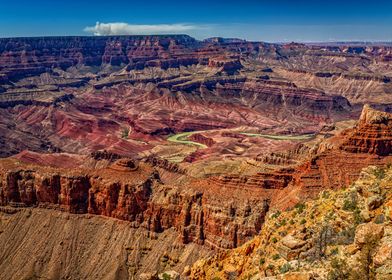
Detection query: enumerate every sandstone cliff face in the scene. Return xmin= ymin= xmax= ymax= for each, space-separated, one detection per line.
xmin=0 ymin=208 xmax=211 ymax=280
xmin=0 ymin=35 xmax=199 ymax=80
xmin=0 ymin=158 xmax=271 ymax=250
xmin=341 ymin=105 xmax=392 ymax=156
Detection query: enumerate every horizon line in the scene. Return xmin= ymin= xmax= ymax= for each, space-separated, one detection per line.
xmin=0 ymin=34 xmax=391 ymax=44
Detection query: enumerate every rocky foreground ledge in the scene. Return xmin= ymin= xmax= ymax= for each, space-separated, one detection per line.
xmin=191 ymin=165 xmax=392 ymax=280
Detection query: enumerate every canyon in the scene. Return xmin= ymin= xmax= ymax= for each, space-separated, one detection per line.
xmin=0 ymin=35 xmax=392 ymax=279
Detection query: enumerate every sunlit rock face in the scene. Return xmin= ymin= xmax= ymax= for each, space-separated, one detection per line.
xmin=1 ymin=35 xmax=392 ymax=278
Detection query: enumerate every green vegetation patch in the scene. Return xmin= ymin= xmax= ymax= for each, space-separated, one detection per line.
xmin=167 ymin=131 xmax=208 ymax=148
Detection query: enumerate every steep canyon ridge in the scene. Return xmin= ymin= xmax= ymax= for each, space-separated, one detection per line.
xmin=0 ymin=35 xmax=392 ymax=279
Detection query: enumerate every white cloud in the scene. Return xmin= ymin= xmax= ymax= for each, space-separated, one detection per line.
xmin=84 ymin=22 xmax=199 ymax=36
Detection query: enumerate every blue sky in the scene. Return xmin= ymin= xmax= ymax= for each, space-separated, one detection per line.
xmin=0 ymin=0 xmax=391 ymax=42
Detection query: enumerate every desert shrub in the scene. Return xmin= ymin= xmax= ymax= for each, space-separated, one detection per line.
xmin=267 ymin=264 xmax=275 ymax=270
xmin=272 ymin=254 xmax=280 ymax=260
xmin=330 ymin=247 xmax=339 ymax=256
xmin=162 ymin=273 xmax=171 ymax=280
xmin=300 ymin=219 xmax=306 ymax=225
xmin=343 ymin=199 xmax=357 ymax=211
xmin=327 ymin=258 xmax=351 ymax=280
xmin=322 ymin=191 xmax=330 ymax=199
xmin=294 ymin=202 xmax=306 ymax=214
xmin=259 ymin=258 xmax=265 ymax=265
xmin=312 ymin=225 xmax=334 ymax=260
xmin=343 ymin=191 xmax=358 ymax=211
xmin=279 ymin=263 xmax=292 ymax=274
xmin=373 ymin=168 xmax=386 ymax=180
xmin=271 ymin=211 xmax=281 ymax=219
xmin=271 ymin=237 xmax=278 ymax=243
xmin=353 ymin=208 xmax=363 ymax=225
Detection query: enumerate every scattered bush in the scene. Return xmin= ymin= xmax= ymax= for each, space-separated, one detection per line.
xmin=271 ymin=237 xmax=278 ymax=243
xmin=271 ymin=211 xmax=281 ymax=219
xmin=342 ymin=192 xmax=358 ymax=212
xmin=322 ymin=191 xmax=330 ymax=199
xmin=279 ymin=263 xmax=292 ymax=274
xmin=374 ymin=168 xmax=386 ymax=180
xmin=330 ymin=247 xmax=339 ymax=256
xmin=294 ymin=203 xmax=306 ymax=214
xmin=327 ymin=258 xmax=350 ymax=280
xmin=267 ymin=264 xmax=275 ymax=270
xmin=300 ymin=219 xmax=306 ymax=225
xmin=272 ymin=254 xmax=280 ymax=260
xmin=259 ymin=258 xmax=265 ymax=265
xmin=353 ymin=209 xmax=363 ymax=225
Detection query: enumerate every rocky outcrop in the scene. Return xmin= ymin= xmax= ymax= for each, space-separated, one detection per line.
xmin=190 ymin=165 xmax=392 ymax=279
xmin=208 ymin=56 xmax=243 ymax=73
xmin=188 ymin=133 xmax=215 ymax=147
xmin=341 ymin=104 xmax=392 ymax=156
xmin=143 ymin=156 xmax=186 ymax=174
